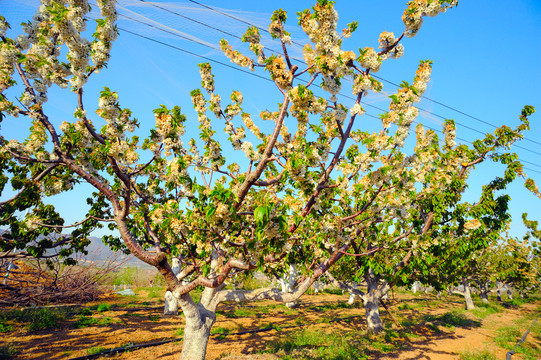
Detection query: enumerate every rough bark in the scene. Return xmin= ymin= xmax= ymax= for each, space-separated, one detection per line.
xmin=363 ymin=269 xmax=386 ymax=333
xmin=507 ymin=288 xmax=513 ymax=300
xmin=178 ymin=291 xmax=218 ymax=360
xmin=164 ymin=291 xmax=178 ymax=315
xmin=462 ymin=279 xmax=475 ymax=310
xmin=476 ymin=280 xmax=490 ymax=304
xmin=347 ymin=283 xmax=359 ymax=305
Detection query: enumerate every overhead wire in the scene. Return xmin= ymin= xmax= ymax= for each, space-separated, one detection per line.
xmin=103 ymin=3 xmax=541 ymax=173
xmin=114 ymin=24 xmax=541 ymax=175
xmin=179 ymin=0 xmax=541 ymax=150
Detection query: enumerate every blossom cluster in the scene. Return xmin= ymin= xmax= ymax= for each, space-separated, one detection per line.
xmin=265 ymin=55 xmax=292 ymax=90
xmin=378 ymin=31 xmax=404 ymax=60
xmin=289 ymin=85 xmax=327 ymax=117
xmin=358 ymin=47 xmax=381 ymax=73
xmin=443 ymin=120 xmax=457 ymax=149
xmin=241 ymin=26 xmax=265 ymax=64
xmin=198 ymin=63 xmax=214 ymax=93
xmin=403 ymin=0 xmax=459 ymax=38
xmin=92 ymin=0 xmax=118 ymax=69
xmin=352 ymin=74 xmax=382 ymax=96
xmin=298 ymin=2 xmax=359 ymax=95
xmin=220 ymin=39 xmax=254 ymax=71
xmin=154 ymin=110 xmax=185 ymax=157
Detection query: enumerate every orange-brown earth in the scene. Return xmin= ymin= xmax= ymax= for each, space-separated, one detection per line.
xmin=1 ymin=291 xmax=539 ymax=359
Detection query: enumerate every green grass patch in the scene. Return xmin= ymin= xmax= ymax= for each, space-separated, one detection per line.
xmin=211 ymin=326 xmax=232 ymax=340
xmin=283 ymin=308 xmax=299 ymax=316
xmin=148 ymin=314 xmax=160 ymax=322
xmin=265 ymin=329 xmax=367 ymax=359
xmin=459 ymin=349 xmax=496 ymax=360
xmin=470 ymin=302 xmax=503 ymax=319
xmin=0 ymin=318 xmax=13 ymax=333
xmin=86 ymin=346 xmax=107 ymax=355
xmin=322 ymin=288 xmax=343 ymax=295
xmin=96 ymin=303 xmax=112 ymax=312
xmin=425 ymin=312 xmax=481 ymax=329
xmin=309 ymin=302 xmax=351 ymax=312
xmin=495 ymin=326 xmax=521 ymax=349
xmin=79 ymin=307 xmax=93 ymax=316
xmin=74 ymin=315 xmax=114 ymax=328
xmin=147 ymin=287 xmax=163 ymax=298
xmin=12 ymin=308 xmax=64 ymax=332
xmin=398 ymin=303 xmax=414 ymax=310
xmin=233 ymin=308 xmax=258 ymax=317
xmin=372 ymin=341 xmax=394 ymax=352
xmin=211 ymin=326 xmax=230 ymax=335
xmin=260 ymin=322 xmax=282 ymax=331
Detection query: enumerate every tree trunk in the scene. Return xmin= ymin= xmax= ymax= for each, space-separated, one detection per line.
xmin=177 ymin=291 xmax=218 ymax=360
xmin=476 ymin=281 xmax=490 ymax=304
xmin=164 ymin=291 xmax=178 ymax=315
xmin=462 ymin=279 xmax=475 ymax=310
xmin=506 ymin=288 xmax=513 ymax=300
xmin=363 ymin=269 xmax=385 ymax=333
xmin=347 ymin=283 xmax=358 ymax=305
xmin=180 ymin=321 xmax=212 ymax=360
xmin=278 ymin=264 xmax=298 ymax=308
xmin=164 ymin=258 xmax=181 ymax=316
xmin=479 ymin=290 xmax=489 ymax=304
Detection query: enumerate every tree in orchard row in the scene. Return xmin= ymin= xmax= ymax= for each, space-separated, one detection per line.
xmin=414 ymin=210 xmax=541 ymax=310
xmin=406 ymin=172 xmax=541 ymax=310
xmin=323 ymin=106 xmax=534 ymax=327
xmin=496 ymin=214 xmax=541 ymax=299
xmin=1 ymin=0 xmax=538 ymax=358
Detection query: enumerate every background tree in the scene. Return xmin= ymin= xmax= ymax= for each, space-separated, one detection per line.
xmin=496 ymin=214 xmax=541 ymax=298
xmin=325 ymin=107 xmax=533 ymax=327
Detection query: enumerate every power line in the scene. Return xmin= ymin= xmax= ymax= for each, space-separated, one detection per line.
xmin=116 ymin=24 xmax=541 ymax=175
xmin=112 ymin=4 xmax=541 ymax=164
xmin=371 ymin=75 xmax=541 ymax=148
xmin=180 ymin=0 xmax=541 ymax=150
xmin=115 ymin=26 xmax=274 ymax=84
xmin=117 ymin=12 xmax=221 ymax=51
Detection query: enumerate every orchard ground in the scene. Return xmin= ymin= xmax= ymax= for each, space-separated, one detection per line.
xmin=1 ymin=283 xmax=540 ymax=360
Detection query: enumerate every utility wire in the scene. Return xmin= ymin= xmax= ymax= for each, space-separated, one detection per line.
xmin=180 ymin=0 xmax=541 ymax=149
xmin=117 ymin=12 xmax=221 ymax=51
xmin=107 ymin=4 xmax=541 ymax=172
xmin=116 ymin=25 xmax=541 ymax=175
xmin=115 ymin=26 xmax=273 ymax=84
xmin=372 ymin=75 xmax=541 ymax=149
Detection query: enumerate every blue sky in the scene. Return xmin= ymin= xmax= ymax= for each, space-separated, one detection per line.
xmin=1 ymin=0 xmax=540 ymax=238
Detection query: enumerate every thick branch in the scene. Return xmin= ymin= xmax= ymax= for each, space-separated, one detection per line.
xmin=235 ymin=94 xmax=290 ymax=209
xmin=290 ymin=92 xmax=365 ymax=233
xmin=215 ymin=243 xmax=351 ymax=305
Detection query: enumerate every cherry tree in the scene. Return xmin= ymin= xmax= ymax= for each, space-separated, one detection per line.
xmin=3 ymin=0 xmax=538 ymax=358
xmin=496 ymin=214 xmax=541 ymax=298
xmin=323 ymin=105 xmax=534 ymax=327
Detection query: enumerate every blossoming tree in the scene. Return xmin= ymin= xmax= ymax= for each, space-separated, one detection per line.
xmin=321 ymin=105 xmax=534 ymax=328
xmin=2 ymin=0 xmax=537 ymax=358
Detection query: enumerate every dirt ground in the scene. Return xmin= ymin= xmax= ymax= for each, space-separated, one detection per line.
xmin=1 ymin=291 xmax=539 ymax=360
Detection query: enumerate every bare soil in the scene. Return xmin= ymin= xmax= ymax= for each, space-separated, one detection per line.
xmin=1 ymin=291 xmax=539 ymax=359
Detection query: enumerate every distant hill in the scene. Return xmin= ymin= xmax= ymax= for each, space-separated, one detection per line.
xmin=80 ymin=237 xmax=154 ymax=269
